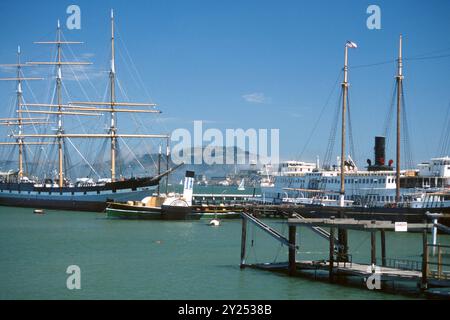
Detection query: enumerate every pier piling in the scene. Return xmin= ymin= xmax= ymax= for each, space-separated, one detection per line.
xmin=240 ymin=218 xmax=247 ymax=269
xmin=371 ymin=230 xmax=376 ymax=266
xmin=288 ymin=225 xmax=297 ymax=276
xmin=329 ymin=227 xmax=335 ymax=282
xmin=421 ymin=224 xmax=428 ymax=289
xmin=381 ymin=230 xmax=387 ymax=267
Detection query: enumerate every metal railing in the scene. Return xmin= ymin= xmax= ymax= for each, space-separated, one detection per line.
xmin=384 ymin=258 xmax=422 ymax=271
xmin=427 ymin=244 xmax=450 ymax=280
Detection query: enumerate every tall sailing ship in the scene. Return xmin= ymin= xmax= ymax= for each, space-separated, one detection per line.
xmin=0 ymin=10 xmax=171 ymax=212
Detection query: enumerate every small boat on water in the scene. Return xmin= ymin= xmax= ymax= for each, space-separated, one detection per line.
xmin=106 ymin=171 xmax=200 ymax=220
xmin=209 ymin=219 xmax=220 ymax=226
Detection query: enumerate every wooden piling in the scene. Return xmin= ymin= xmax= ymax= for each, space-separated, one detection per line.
xmin=381 ymin=230 xmax=386 ymax=267
xmin=288 ymin=225 xmax=296 ymax=276
xmin=338 ymin=211 xmax=348 ymax=262
xmin=371 ymin=231 xmax=376 ymax=266
xmin=421 ymin=225 xmax=428 ymax=289
xmin=338 ymin=229 xmax=348 ymax=262
xmin=438 ymin=246 xmax=442 ymax=279
xmin=329 ymin=227 xmax=335 ymax=282
xmin=240 ymin=218 xmax=247 ymax=269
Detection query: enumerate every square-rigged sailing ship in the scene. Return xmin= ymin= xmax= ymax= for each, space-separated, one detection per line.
xmin=0 ymin=10 xmax=171 ymax=212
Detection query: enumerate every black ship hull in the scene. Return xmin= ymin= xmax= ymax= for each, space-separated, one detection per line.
xmin=0 ymin=177 xmax=160 ymax=212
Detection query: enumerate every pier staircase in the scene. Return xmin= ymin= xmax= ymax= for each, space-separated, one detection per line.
xmin=292 ymin=213 xmax=339 ymax=244
xmin=241 ymin=212 xmax=296 ymax=249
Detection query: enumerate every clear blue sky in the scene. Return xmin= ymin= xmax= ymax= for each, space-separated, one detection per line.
xmin=0 ymin=0 xmax=449 ymax=167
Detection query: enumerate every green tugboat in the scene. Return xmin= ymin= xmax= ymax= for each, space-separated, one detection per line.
xmin=106 ymin=171 xmax=201 ymax=220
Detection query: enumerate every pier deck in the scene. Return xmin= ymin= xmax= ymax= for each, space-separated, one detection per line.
xmin=239 ymin=212 xmax=450 ymax=298
xmin=246 ymin=260 xmax=422 ymax=280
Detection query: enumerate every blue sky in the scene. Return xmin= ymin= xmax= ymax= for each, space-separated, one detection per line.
xmin=0 ymin=0 xmax=449 ymax=167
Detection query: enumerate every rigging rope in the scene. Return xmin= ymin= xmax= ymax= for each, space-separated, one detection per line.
xmin=323 ymin=90 xmax=342 ymax=169
xmin=382 ymin=80 xmax=397 ymax=154
xmin=346 ymin=91 xmax=357 ymax=165
xmin=66 ymin=137 xmax=101 ymax=179
xmin=437 ymin=102 xmax=450 ymax=156
xmin=297 ymin=70 xmax=342 ymax=160
xmin=400 ymin=85 xmax=415 ymax=169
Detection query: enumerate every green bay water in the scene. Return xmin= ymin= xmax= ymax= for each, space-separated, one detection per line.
xmin=1 ymin=206 xmax=448 ymax=300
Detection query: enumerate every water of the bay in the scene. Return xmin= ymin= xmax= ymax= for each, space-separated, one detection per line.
xmin=1 ymin=206 xmax=447 ymax=299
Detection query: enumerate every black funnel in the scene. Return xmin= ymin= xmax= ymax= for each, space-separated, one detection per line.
xmin=374 ymin=136 xmax=385 ymax=166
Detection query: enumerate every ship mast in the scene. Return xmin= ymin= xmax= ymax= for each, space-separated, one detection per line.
xmin=157 ymin=144 xmax=162 ymax=196
xmin=0 ymin=47 xmax=45 ymax=179
xmin=166 ymin=137 xmax=170 ymax=194
xmin=339 ymin=41 xmax=357 ymax=207
xmin=65 ymin=10 xmax=168 ymax=181
xmin=16 ymin=47 xmax=25 ymax=179
xmin=20 ymin=10 xmax=169 ymax=183
xmin=395 ymin=35 xmax=403 ymax=203
xmin=110 ymin=9 xmax=117 ymax=182
xmin=56 ymin=20 xmax=64 ymax=188
xmin=27 ymin=20 xmax=92 ymax=188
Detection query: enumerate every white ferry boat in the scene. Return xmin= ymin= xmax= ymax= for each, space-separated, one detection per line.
xmin=261 ymin=154 xmax=450 ymax=210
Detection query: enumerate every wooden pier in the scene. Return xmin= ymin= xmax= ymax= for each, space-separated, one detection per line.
xmin=239 ymin=212 xmax=450 ymax=299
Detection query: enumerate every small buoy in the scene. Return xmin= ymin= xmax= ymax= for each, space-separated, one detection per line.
xmin=34 ymin=209 xmax=45 ymax=214
xmin=209 ymin=219 xmax=220 ymax=226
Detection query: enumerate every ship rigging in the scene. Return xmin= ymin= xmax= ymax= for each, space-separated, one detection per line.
xmin=0 ymin=10 xmax=172 ymax=211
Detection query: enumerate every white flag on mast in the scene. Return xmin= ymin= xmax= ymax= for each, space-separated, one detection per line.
xmin=346 ymin=41 xmax=358 ymax=48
